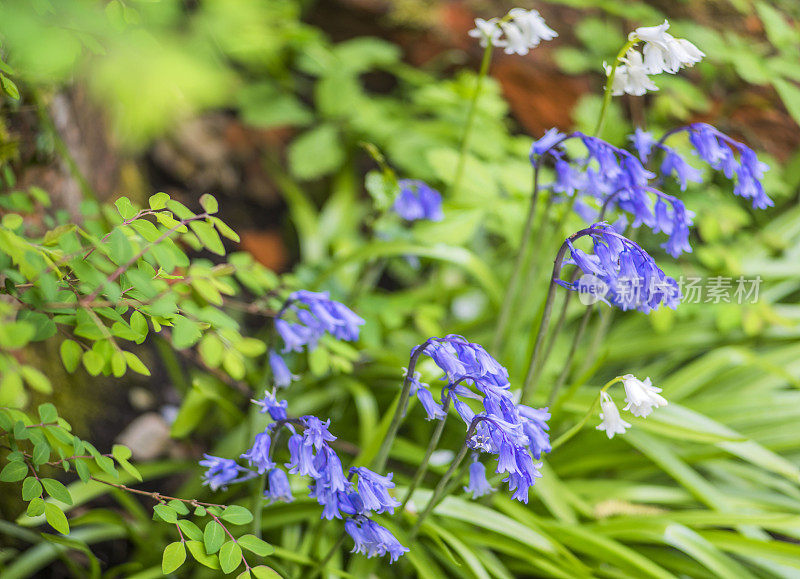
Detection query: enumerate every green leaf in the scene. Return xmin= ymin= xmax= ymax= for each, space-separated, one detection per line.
xmin=122 ymin=351 xmax=151 ymax=376
xmin=221 ymin=505 xmax=253 ymax=526
xmin=114 ymin=196 xmax=137 ymax=220
xmin=199 ymin=194 xmax=219 ymax=214
xmin=44 ymin=502 xmax=70 ymax=535
xmin=162 ymin=541 xmax=187 ymax=574
xmin=204 ymin=520 xmax=226 ymax=554
xmin=82 ymin=350 xmax=105 ymax=376
xmin=74 ymin=459 xmax=91 ymax=483
xmin=288 ymin=124 xmax=344 ymax=181
xmin=32 ymin=442 xmax=51 ymax=466
xmin=1 ymin=461 xmax=28 ymax=482
xmin=37 ymin=403 xmax=58 ymax=424
xmin=0 ymin=74 xmax=20 ymax=100
xmin=171 ymin=315 xmax=202 ymax=349
xmin=237 ymin=534 xmax=274 ymax=557
xmin=111 ymin=444 xmax=132 ymax=461
xmin=178 ymin=519 xmax=203 ymax=541
xmin=60 ymin=340 xmax=83 ymax=373
xmin=27 ymin=497 xmax=45 ymax=517
xmin=219 ymin=541 xmax=243 ymax=574
xmin=187 ymin=540 xmax=221 ymax=570
xmin=251 ymin=566 xmax=281 ymax=579
xmin=20 ymin=367 xmax=51 ymax=394
xmin=22 ymin=477 xmax=43 ymax=501
xmin=774 ymin=78 xmax=800 ymax=128
xmin=41 ymin=478 xmax=73 ymax=505
xmin=168 ymin=499 xmax=190 ymax=515
xmin=154 ymin=503 xmax=179 ymax=523
xmin=190 ymin=220 xmax=225 ymax=256
xmin=149 ymin=192 xmax=170 ymax=210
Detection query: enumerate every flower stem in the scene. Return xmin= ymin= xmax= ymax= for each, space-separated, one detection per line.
xmin=521 ymin=240 xmax=571 ymax=403
xmin=410 ymin=416 xmax=484 ymax=537
xmin=372 ymin=340 xmax=432 ymax=472
xmin=401 ymin=400 xmax=450 ymax=510
xmin=450 ymin=42 xmax=494 ymax=197
xmin=546 ymin=303 xmax=594 ymax=407
xmin=492 ymin=166 xmax=541 ymax=354
xmin=550 ymin=376 xmax=622 ymax=449
xmin=593 ymin=39 xmax=638 ymax=138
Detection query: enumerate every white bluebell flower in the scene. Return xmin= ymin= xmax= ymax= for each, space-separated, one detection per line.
xmin=606 ymin=49 xmax=659 ymax=96
xmin=596 ymin=392 xmax=630 ymax=439
xmin=469 ymin=8 xmax=556 ymax=54
xmin=630 ymin=20 xmax=704 ymax=74
xmin=622 ymin=374 xmax=667 ymax=417
xmin=468 ymin=17 xmax=503 ymax=48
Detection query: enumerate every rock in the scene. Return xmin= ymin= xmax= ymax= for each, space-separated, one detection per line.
xmin=116 ymin=412 xmax=171 ymax=461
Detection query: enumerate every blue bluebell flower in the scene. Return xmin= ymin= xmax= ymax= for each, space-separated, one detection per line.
xmin=345 ymin=517 xmax=409 ymax=563
xmin=350 ymin=467 xmax=401 ymax=514
xmin=302 ymin=416 xmax=337 ymax=450
xmin=240 ymin=431 xmax=275 ymax=474
xmin=392 ymin=179 xmax=444 ymax=222
xmin=630 ymin=127 xmax=657 ymax=161
xmin=683 ymin=123 xmax=772 ymax=209
xmin=199 ymin=454 xmax=254 ymax=491
xmin=464 ymin=458 xmax=494 ymax=499
xmin=407 ymin=369 xmax=447 ymax=420
xmin=252 ymin=391 xmax=288 ymax=421
xmin=275 ymin=318 xmax=316 ymax=353
xmin=269 ymin=350 xmax=297 ymax=388
xmin=517 ymin=405 xmax=551 ymax=459
xmin=265 ymin=468 xmax=293 ymax=503
xmin=286 ymin=433 xmax=319 ymax=477
xmin=276 ymin=291 xmax=365 ymax=354
xmin=559 ymin=222 xmax=680 ymax=313
xmin=530 ymin=128 xmax=567 ymax=159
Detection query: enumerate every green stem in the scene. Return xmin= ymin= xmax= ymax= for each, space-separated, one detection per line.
xmin=521 ymin=240 xmax=571 ymax=404
xmin=372 ymin=340 xmax=432 ymax=472
xmin=401 ymin=402 xmax=450 ymax=510
xmin=307 ymin=532 xmax=347 ymax=579
xmin=450 ymin=42 xmax=493 ymax=197
xmin=411 ymin=417 xmax=483 ymax=537
xmin=492 ymin=166 xmax=540 ymax=353
xmin=593 ymin=39 xmax=638 ymax=138
xmin=550 ymin=376 xmax=622 ymax=450
xmin=546 ymin=303 xmax=594 ymax=407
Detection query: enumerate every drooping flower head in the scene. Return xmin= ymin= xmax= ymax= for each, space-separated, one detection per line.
xmin=392 ymin=179 xmax=443 ymax=222
xmin=596 ymin=392 xmax=631 ymax=439
xmin=630 ymin=20 xmax=704 ymax=75
xmin=252 ymin=391 xmax=289 ymax=421
xmin=345 ymin=517 xmax=409 ymax=563
xmin=607 ymin=49 xmax=659 ymax=96
xmin=269 ymin=349 xmax=298 ymax=389
xmin=350 ymin=467 xmax=401 ymax=514
xmin=621 ymin=374 xmax=667 ymax=417
xmin=240 ymin=431 xmax=275 ymax=474
xmin=559 ymin=222 xmax=680 ymax=313
xmin=265 ymin=467 xmax=293 ymax=503
xmin=275 ymin=290 xmax=365 ymax=355
xmin=469 ymin=7 xmax=557 ymax=55
xmin=199 ymin=455 xmax=254 ymax=491
xmin=464 ymin=457 xmax=495 ymax=499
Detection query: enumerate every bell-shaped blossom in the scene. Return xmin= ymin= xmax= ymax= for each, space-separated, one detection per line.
xmin=464 ymin=459 xmax=495 ymax=499
xmin=622 ymin=374 xmax=667 ymax=417
xmin=199 ymin=455 xmax=254 ymax=491
xmin=517 ymin=405 xmax=551 ymax=459
xmin=407 ymin=369 xmax=446 ymax=420
xmin=596 ymin=392 xmax=631 ymax=439
xmin=241 ymin=431 xmax=275 ymax=474
xmin=469 ymin=8 xmax=556 ymax=54
xmin=630 ymin=20 xmax=704 ymax=74
xmin=269 ymin=350 xmax=297 ymax=389
xmin=350 ymin=467 xmax=401 ymax=514
xmin=468 ymin=17 xmax=503 ymax=48
xmin=265 ymin=468 xmax=293 ymax=503
xmin=392 ymin=179 xmax=443 ymax=222
xmin=607 ymin=49 xmax=658 ymax=96
xmin=559 ymin=223 xmax=680 ymax=313
xmin=252 ymin=391 xmax=288 ymax=421
xmin=345 ymin=517 xmax=409 ymax=563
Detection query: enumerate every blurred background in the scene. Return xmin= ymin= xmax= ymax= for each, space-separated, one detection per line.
xmin=2 ymin=1 xmax=800 ymax=575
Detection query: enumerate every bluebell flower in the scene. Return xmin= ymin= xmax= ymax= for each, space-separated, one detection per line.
xmin=407 ymin=369 xmax=446 ymax=420
xmin=350 ymin=467 xmax=401 ymax=514
xmin=265 ymin=468 xmax=293 ymax=503
xmin=464 ymin=458 xmax=494 ymax=499
xmin=302 ymin=416 xmax=336 ymax=450
xmin=530 ymin=128 xmax=567 ymax=159
xmin=286 ymin=433 xmax=319 ymax=477
xmin=559 ymin=222 xmax=680 ymax=313
xmin=269 ymin=350 xmax=297 ymax=388
xmin=276 ymin=291 xmax=365 ymax=355
xmin=392 ymin=179 xmax=444 ymax=222
xmin=679 ymin=123 xmax=772 ymax=209
xmin=345 ymin=517 xmax=409 ymax=563
xmin=252 ymin=391 xmax=288 ymax=421
xmin=199 ymin=455 xmax=253 ymax=491
xmin=240 ymin=431 xmax=275 ymax=474
xmin=275 ymin=318 xmax=316 ymax=353
xmin=630 ymin=127 xmax=656 ymax=162
xmin=517 ymin=405 xmax=551 ymax=459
